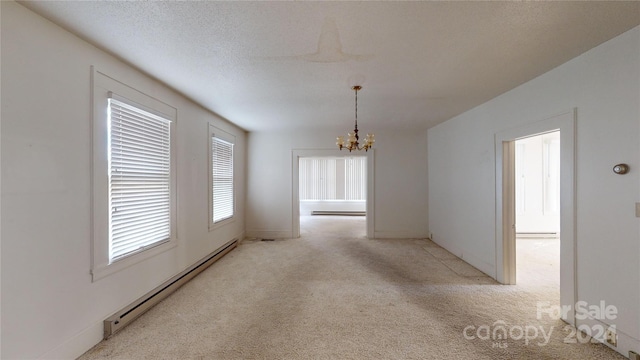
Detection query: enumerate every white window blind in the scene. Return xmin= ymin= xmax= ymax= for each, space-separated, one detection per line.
xmin=212 ymin=136 xmax=234 ymax=223
xmin=108 ymin=97 xmax=172 ymax=262
xmin=299 ymin=158 xmax=337 ymax=200
xmin=345 ymin=157 xmax=367 ymax=200
xmin=299 ymin=157 xmax=366 ymax=201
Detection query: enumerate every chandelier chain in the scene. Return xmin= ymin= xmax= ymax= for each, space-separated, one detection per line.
xmin=354 ymin=87 xmax=358 ymax=130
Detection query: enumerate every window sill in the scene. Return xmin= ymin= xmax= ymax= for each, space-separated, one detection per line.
xmin=91 ymin=239 xmax=177 ymax=282
xmin=209 ymin=217 xmax=235 ymax=232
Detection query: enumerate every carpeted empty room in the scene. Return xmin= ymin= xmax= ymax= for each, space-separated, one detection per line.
xmin=80 ymin=216 xmax=622 ymax=359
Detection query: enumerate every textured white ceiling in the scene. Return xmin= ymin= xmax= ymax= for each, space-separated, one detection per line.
xmin=20 ymin=1 xmax=640 ymax=132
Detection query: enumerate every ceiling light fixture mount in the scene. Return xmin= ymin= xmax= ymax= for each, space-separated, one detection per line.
xmin=336 ymin=85 xmax=375 ymax=152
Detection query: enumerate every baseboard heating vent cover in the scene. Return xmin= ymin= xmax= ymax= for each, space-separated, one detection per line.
xmin=103 ymin=238 xmax=238 ymax=339
xmin=311 ymin=211 xmax=366 ymax=216
xmin=516 ymin=232 xmax=559 ymax=239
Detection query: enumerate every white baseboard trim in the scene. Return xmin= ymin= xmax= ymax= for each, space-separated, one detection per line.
xmin=373 ymin=231 xmax=429 ymax=239
xmin=459 ymin=252 xmax=494 ymax=278
xmin=39 ymin=321 xmax=103 ymax=359
xmin=233 ymin=231 xmax=246 ymax=243
xmin=576 ymin=316 xmax=640 ymax=358
xmin=245 ymin=230 xmax=293 ymax=239
xmin=430 ymin=239 xmax=496 ymax=278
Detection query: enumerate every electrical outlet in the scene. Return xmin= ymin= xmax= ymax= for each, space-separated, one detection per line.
xmin=605 ymin=327 xmax=617 ymax=347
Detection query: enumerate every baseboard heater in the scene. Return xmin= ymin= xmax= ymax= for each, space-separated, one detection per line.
xmin=311 ymin=210 xmax=366 ymax=216
xmin=516 ymin=232 xmax=559 ymax=239
xmin=103 ymin=238 xmax=238 ymax=339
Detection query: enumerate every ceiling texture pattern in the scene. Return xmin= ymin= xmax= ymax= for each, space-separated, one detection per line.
xmin=20 ymin=1 xmax=640 ymax=132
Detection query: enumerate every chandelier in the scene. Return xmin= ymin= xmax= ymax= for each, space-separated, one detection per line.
xmin=336 ymin=86 xmax=375 ymax=152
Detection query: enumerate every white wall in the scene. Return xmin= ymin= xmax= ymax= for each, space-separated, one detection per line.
xmin=1 ymin=2 xmax=246 ymax=358
xmin=428 ymin=26 xmax=640 ymax=356
xmin=247 ymin=128 xmax=429 ymax=239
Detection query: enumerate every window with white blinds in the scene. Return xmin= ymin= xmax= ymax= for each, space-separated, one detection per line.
xmin=92 ymin=69 xmax=177 ymax=281
xmin=108 ymin=97 xmax=172 ymax=262
xmin=210 ymin=127 xmax=235 ymax=228
xmin=299 ymin=157 xmax=366 ymax=201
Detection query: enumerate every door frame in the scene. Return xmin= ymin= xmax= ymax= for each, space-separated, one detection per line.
xmin=494 ymin=109 xmax=576 ymax=325
xmin=292 ymin=149 xmax=375 ymax=239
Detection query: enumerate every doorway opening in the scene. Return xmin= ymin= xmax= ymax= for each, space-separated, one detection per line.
xmin=495 ymin=109 xmax=576 ymax=325
xmin=292 ymin=149 xmax=375 ymax=239
xmin=298 ymin=156 xmax=367 ymax=237
xmin=515 ymin=132 xmax=560 ymax=291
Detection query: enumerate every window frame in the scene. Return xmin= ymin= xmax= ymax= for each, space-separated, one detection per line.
xmin=91 ymin=68 xmax=178 ymax=281
xmin=208 ymin=124 xmax=236 ymax=231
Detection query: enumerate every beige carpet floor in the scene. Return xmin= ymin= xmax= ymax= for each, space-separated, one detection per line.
xmin=79 ymin=216 xmax=622 ymax=359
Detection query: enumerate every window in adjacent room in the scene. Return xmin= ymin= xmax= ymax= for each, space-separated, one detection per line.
xmin=299 ymin=157 xmax=366 ymax=201
xmin=209 ymin=125 xmax=235 ymax=229
xmin=298 ymin=156 xmax=367 ymax=216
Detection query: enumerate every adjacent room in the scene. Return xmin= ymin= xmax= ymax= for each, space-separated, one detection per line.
xmin=515 ymin=132 xmax=561 ymax=291
xmin=298 ymin=156 xmax=367 ymax=237
xmin=2 ymin=1 xmax=639 ymax=359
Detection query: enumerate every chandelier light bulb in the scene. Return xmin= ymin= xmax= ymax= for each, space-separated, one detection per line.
xmin=365 ymin=133 xmax=375 ymax=146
